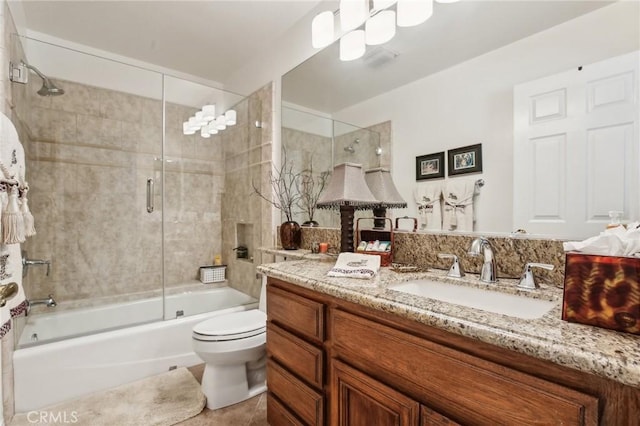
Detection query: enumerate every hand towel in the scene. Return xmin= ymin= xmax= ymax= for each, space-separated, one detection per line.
xmin=443 ymin=179 xmax=476 ymax=232
xmin=414 ymin=182 xmax=442 ymax=231
xmin=327 ymin=252 xmax=381 ymax=279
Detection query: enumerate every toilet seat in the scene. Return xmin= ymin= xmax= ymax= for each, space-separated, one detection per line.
xmin=193 ymin=310 xmax=266 ymax=342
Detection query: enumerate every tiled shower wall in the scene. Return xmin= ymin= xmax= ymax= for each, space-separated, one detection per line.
xmin=281 ymin=126 xmax=335 ymax=227
xmin=13 ymin=76 xmax=231 ymax=303
xmin=222 ymin=83 xmax=274 ymax=299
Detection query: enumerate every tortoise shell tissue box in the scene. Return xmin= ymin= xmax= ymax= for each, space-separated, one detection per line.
xmin=562 ymin=253 xmax=640 ymax=335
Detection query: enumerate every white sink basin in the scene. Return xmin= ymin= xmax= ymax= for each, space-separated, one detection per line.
xmin=389 ymin=280 xmax=556 ymax=319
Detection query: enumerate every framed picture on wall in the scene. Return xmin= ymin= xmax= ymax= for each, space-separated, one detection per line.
xmin=416 ymin=152 xmax=445 ymax=180
xmin=447 ymin=143 xmax=483 ymax=176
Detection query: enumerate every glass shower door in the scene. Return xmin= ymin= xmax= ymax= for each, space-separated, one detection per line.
xmin=162 ymin=76 xmax=251 ymax=319
xmin=13 ymin=36 xmax=165 ymax=347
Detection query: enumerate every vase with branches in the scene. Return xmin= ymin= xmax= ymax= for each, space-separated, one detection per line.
xmin=252 ymin=155 xmax=302 ymax=249
xmin=297 ymin=162 xmax=330 ymax=227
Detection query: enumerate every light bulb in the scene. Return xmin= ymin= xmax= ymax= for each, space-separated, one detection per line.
xmin=340 ymin=0 xmax=369 ymax=32
xmin=215 ymin=115 xmax=227 ymax=130
xmin=202 ymin=104 xmax=216 ymax=121
xmin=183 ymin=122 xmax=196 ymax=135
xmin=201 ymin=128 xmax=211 ymax=138
xmin=340 ymin=30 xmax=366 ymax=61
xmin=207 ymin=122 xmax=219 ymax=135
xmin=312 ymin=11 xmax=334 ymax=48
xmin=195 ymin=111 xmax=207 ymax=125
xmin=397 ymin=0 xmax=433 ymax=27
xmin=188 ymin=117 xmax=200 ymax=129
xmin=365 ymin=10 xmax=396 ymax=45
xmin=225 ymin=110 xmax=237 ymax=126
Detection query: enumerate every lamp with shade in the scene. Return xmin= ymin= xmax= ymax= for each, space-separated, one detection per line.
xmin=316 ymin=163 xmax=378 ymax=252
xmin=364 ymin=167 xmax=407 ymax=229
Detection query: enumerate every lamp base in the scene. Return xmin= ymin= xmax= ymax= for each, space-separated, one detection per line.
xmin=372 ymin=207 xmax=387 ymax=230
xmin=340 ymin=205 xmax=355 ymax=253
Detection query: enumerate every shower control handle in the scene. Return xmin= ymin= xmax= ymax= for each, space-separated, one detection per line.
xmin=22 ymin=251 xmax=51 ymax=277
xmin=146 ymin=178 xmax=154 ymax=213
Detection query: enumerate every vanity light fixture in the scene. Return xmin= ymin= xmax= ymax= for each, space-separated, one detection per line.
xmin=182 ymin=105 xmax=237 ymax=138
xmin=313 ymin=0 xmax=457 ymax=62
xmin=340 ymin=30 xmax=366 ymax=61
xmin=397 ymin=0 xmax=433 ymax=27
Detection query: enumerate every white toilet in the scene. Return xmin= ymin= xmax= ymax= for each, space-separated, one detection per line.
xmin=192 ymin=278 xmax=267 ymax=410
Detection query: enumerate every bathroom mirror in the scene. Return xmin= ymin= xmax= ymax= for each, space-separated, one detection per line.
xmin=281 ymin=1 xmax=639 ymax=239
xmin=281 ymin=106 xmax=390 ymax=227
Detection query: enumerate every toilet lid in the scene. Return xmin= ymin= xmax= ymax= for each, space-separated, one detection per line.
xmin=193 ymin=310 xmax=266 ymax=341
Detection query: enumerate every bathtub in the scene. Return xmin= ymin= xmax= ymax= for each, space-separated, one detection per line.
xmin=13 ymin=286 xmax=258 ymax=413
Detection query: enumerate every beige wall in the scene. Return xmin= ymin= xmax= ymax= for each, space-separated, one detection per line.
xmin=13 ymin=76 xmax=231 ymax=304
xmin=222 ymin=83 xmax=274 ymax=299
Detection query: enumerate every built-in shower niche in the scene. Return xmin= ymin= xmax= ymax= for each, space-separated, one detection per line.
xmin=235 ymin=223 xmax=254 ymax=262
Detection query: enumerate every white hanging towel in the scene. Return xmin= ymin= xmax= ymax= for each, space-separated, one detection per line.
xmin=0 ymin=113 xmax=28 ymax=325
xmin=443 ymin=179 xmax=476 ymax=232
xmin=414 ymin=182 xmax=442 ymax=231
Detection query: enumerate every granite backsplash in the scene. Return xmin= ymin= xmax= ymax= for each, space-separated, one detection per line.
xmin=298 ymin=227 xmax=567 ymax=287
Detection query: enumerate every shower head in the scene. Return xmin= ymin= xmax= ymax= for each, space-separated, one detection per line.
xmin=344 ymin=138 xmax=359 ymax=153
xmin=22 ymin=61 xmax=65 ymax=96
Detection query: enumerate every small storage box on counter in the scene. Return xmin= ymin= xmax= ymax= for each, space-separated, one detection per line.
xmin=356 ymin=217 xmax=394 ymax=267
xmin=199 ymin=265 xmax=226 ymax=284
xmin=562 ymin=253 xmax=640 ymax=335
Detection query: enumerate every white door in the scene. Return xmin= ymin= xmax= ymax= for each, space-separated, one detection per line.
xmin=513 ymin=51 xmax=639 ymax=238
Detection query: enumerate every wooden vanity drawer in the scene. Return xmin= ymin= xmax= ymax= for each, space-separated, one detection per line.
xmin=332 ymin=309 xmax=598 ymax=426
xmin=267 ymin=283 xmax=325 ymax=344
xmin=267 ymin=358 xmax=324 ymax=425
xmin=267 ymin=392 xmax=304 ymax=426
xmin=267 ymin=323 xmax=324 ymax=389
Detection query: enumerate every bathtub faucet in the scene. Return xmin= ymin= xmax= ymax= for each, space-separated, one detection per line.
xmin=26 ymin=294 xmax=57 ymax=315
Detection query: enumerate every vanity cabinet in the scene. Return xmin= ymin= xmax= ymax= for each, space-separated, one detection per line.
xmin=266 ymin=278 xmax=639 ymax=425
xmin=266 ymin=282 xmax=326 ymax=425
xmin=331 ymin=309 xmax=596 ymax=425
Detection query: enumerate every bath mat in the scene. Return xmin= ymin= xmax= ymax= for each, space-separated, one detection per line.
xmin=11 ymin=367 xmax=206 ymax=426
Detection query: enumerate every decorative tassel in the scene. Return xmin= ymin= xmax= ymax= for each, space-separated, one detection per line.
xmin=2 ymin=185 xmax=25 ymax=244
xmin=20 ymin=187 xmax=36 ymax=237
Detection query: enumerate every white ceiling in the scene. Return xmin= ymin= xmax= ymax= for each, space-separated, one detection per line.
xmin=17 ymin=0 xmax=615 ymax=112
xmin=18 ymin=0 xmax=323 ymax=84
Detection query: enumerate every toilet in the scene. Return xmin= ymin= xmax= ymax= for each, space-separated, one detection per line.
xmin=192 ymin=278 xmax=267 ymax=410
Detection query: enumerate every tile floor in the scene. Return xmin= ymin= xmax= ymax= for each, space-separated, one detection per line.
xmin=176 ymin=364 xmax=268 ymax=426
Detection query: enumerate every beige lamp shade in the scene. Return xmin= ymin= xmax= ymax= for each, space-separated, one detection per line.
xmin=364 ymin=167 xmax=407 ymax=208
xmin=316 ymin=163 xmax=378 ymax=252
xmin=317 ymin=163 xmax=378 ymax=209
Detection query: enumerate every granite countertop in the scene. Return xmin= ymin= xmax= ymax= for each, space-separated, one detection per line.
xmin=257 ymin=259 xmax=640 ymax=389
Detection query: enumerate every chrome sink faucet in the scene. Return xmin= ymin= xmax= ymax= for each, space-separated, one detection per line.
xmin=467 ymin=237 xmax=497 ymax=283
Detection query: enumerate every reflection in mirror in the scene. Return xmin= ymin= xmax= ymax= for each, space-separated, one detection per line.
xmin=282 ymin=1 xmax=640 ymax=239
xmin=281 ymin=106 xmax=391 ymax=227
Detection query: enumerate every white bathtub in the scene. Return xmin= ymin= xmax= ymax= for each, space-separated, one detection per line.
xmin=14 ymin=286 xmax=258 ymax=413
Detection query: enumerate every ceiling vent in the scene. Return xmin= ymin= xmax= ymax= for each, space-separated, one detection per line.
xmin=362 ymin=46 xmax=399 ymax=68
